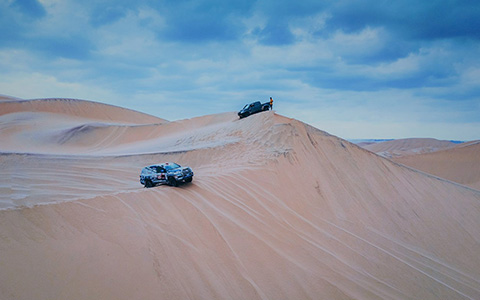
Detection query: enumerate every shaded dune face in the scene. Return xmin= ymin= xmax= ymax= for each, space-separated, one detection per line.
xmin=1 ymin=98 xmax=480 ymax=300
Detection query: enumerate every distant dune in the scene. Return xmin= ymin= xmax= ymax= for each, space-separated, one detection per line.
xmin=0 ymin=97 xmax=166 ymax=124
xmin=362 ymin=138 xmax=457 ymax=158
xmin=1 ymin=97 xmax=479 ymax=300
xmin=394 ymin=141 xmax=480 ymax=190
xmin=0 ymin=94 xmax=22 ymax=101
xmin=360 ymin=137 xmax=480 ymax=190
xmin=0 ymin=98 xmax=167 ymax=154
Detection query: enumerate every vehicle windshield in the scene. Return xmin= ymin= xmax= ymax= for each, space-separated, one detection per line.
xmin=154 ymin=166 xmax=165 ymax=173
xmin=242 ymin=104 xmax=249 ymax=109
xmin=164 ymin=163 xmax=181 ymax=170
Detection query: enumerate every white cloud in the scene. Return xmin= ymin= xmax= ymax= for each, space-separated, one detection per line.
xmin=0 ymin=71 xmax=116 ymax=102
xmin=329 ymin=27 xmax=386 ymax=57
xmin=95 ymin=9 xmax=165 ymax=58
xmin=35 ymin=0 xmax=90 ymax=37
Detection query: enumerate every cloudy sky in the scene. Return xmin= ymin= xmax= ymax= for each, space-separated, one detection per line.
xmin=1 ymin=0 xmax=479 ymax=140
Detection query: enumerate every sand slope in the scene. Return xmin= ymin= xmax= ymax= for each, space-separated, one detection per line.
xmin=0 ymin=98 xmax=167 ymax=154
xmin=0 ymin=98 xmax=166 ymax=124
xmin=362 ymin=138 xmax=457 ymax=158
xmin=1 ymin=99 xmax=480 ymax=300
xmin=0 ymin=94 xmax=22 ymax=101
xmin=394 ymin=141 xmax=480 ymax=190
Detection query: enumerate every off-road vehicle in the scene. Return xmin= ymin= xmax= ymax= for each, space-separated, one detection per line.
xmin=238 ymin=101 xmax=270 ymax=118
xmin=140 ymin=162 xmax=193 ymax=188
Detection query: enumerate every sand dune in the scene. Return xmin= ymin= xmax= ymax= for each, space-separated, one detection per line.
xmin=0 ymin=98 xmax=166 ymax=124
xmin=394 ymin=141 xmax=480 ymax=190
xmin=1 ymin=98 xmax=480 ymax=300
xmin=0 ymin=98 xmax=167 ymax=154
xmin=0 ymin=94 xmax=21 ymax=101
xmin=361 ymin=137 xmax=480 ymax=190
xmin=362 ymin=138 xmax=457 ymax=158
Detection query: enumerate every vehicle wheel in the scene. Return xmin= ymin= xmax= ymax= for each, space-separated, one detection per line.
xmin=185 ymin=177 xmax=192 ymax=183
xmin=144 ymin=179 xmax=153 ymax=188
xmin=168 ymin=177 xmax=178 ymax=187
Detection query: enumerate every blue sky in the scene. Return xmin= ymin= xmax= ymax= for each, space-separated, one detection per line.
xmin=1 ymin=0 xmax=479 ymax=140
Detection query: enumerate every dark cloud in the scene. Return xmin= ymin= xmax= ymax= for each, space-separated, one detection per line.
xmin=0 ymin=0 xmax=45 ymax=47
xmin=289 ymin=50 xmax=459 ymax=92
xmin=250 ymin=0 xmax=328 ymax=46
xmin=161 ymin=15 xmax=240 ymax=42
xmin=336 ymin=35 xmax=418 ymax=65
xmin=150 ymin=0 xmax=255 ymax=43
xmin=254 ymin=0 xmax=327 ymax=19
xmin=300 ymin=0 xmax=480 ymax=65
xmin=0 ymin=0 xmax=90 ymax=60
xmin=325 ymin=0 xmax=480 ymax=41
xmin=396 ymin=1 xmax=480 ymax=40
xmin=9 ymin=0 xmax=46 ymax=19
xmin=247 ymin=0 xmax=480 ymax=56
xmin=332 ymin=70 xmax=454 ymax=91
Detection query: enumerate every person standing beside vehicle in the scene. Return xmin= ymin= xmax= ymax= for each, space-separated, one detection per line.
xmin=269 ymin=97 xmax=273 ymax=110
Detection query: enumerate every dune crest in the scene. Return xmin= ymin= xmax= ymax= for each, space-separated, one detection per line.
xmin=1 ymin=98 xmax=479 ymax=300
xmin=394 ymin=140 xmax=480 ymax=190
xmin=0 ymin=97 xmax=166 ymax=124
xmin=362 ymin=138 xmax=457 ymax=158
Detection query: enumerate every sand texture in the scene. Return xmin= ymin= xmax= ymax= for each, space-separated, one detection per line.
xmin=393 ymin=141 xmax=480 ymax=191
xmin=1 ymin=98 xmax=480 ymax=300
xmin=362 ymin=138 xmax=457 ymax=158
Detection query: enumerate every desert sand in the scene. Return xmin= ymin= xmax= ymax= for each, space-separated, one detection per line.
xmin=393 ymin=141 xmax=480 ymax=191
xmin=1 ymin=98 xmax=480 ymax=300
xmin=362 ymin=138 xmax=457 ymax=158
xmin=360 ymin=138 xmax=480 ymax=191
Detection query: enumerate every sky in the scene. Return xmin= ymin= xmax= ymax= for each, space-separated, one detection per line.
xmin=1 ymin=0 xmax=479 ymax=140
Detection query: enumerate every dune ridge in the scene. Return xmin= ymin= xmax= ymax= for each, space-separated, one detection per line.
xmin=0 ymin=98 xmax=166 ymax=124
xmin=362 ymin=138 xmax=457 ymax=158
xmin=0 ymin=94 xmax=22 ymax=101
xmin=1 ymin=98 xmax=479 ymax=300
xmin=393 ymin=140 xmax=480 ymax=190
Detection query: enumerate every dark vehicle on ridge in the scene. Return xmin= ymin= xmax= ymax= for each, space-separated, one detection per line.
xmin=238 ymin=101 xmax=270 ymax=118
xmin=140 ymin=162 xmax=193 ymax=188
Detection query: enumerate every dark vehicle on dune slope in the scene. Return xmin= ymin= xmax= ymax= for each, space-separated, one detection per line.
xmin=238 ymin=101 xmax=270 ymax=118
xmin=140 ymin=162 xmax=193 ymax=188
